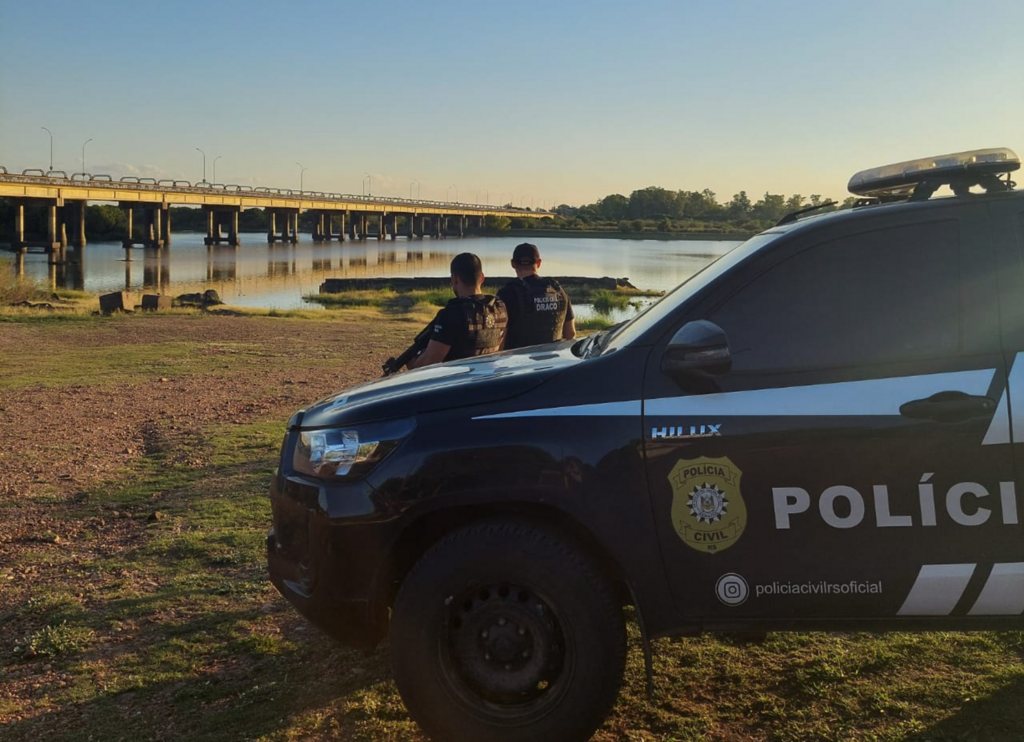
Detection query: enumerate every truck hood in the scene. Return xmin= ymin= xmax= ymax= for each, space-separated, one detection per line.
xmin=298 ymin=340 xmax=582 ymax=428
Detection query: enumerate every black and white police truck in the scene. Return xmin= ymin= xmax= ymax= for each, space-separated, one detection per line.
xmin=268 ymin=147 xmax=1024 ymax=742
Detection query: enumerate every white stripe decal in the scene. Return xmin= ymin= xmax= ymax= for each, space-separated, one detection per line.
xmin=898 ymin=564 xmax=976 ymax=616
xmin=474 ymin=400 xmax=641 ymax=420
xmin=968 ymin=563 xmax=1024 ymax=615
xmin=645 ymin=370 xmax=995 ymax=417
xmin=982 ymin=391 xmax=1010 ymax=445
xmin=474 ymin=369 xmax=996 ymax=421
xmin=1007 ymin=352 xmax=1024 ymax=443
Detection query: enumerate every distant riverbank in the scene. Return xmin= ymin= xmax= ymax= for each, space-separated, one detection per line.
xmin=486 ymin=228 xmax=755 ymax=241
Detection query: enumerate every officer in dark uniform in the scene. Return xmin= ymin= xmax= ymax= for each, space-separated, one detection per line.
xmin=497 ymin=243 xmax=576 ymax=350
xmin=407 ymin=253 xmax=508 ymax=370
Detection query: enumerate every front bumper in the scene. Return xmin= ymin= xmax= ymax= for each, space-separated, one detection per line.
xmin=266 ymin=473 xmax=393 ymax=649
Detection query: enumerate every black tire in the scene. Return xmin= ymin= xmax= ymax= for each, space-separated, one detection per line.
xmin=390 ymin=519 xmax=627 ymax=742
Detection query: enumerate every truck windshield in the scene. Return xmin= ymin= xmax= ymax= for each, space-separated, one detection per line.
xmin=600 ymin=231 xmax=786 ymax=353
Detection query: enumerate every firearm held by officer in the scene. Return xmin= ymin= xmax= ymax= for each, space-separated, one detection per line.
xmin=382 ymin=253 xmax=507 ymax=375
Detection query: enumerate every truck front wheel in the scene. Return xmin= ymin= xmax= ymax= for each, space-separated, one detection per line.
xmin=390 ymin=519 xmax=627 ymax=742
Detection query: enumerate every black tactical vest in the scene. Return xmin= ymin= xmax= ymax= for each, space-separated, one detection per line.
xmin=504 ymin=276 xmax=567 ymax=350
xmin=446 ymin=295 xmax=508 ymax=361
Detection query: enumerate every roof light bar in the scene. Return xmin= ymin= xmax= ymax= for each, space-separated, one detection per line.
xmin=848 ymin=147 xmax=1020 ymax=197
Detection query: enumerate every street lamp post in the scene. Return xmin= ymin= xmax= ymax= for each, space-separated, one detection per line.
xmin=213 ymin=155 xmax=222 ymax=184
xmin=296 ymin=162 xmax=307 ymax=192
xmin=363 ymin=173 xmax=372 ymax=197
xmin=447 ymin=184 xmax=458 ymax=202
xmin=81 ymin=138 xmax=93 ymax=173
xmin=483 ymin=189 xmax=489 ymax=205
xmin=41 ymin=127 xmax=53 ymax=171
xmin=195 ymin=147 xmax=207 ymax=182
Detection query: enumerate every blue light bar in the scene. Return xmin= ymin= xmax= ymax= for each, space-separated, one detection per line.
xmin=848 ymin=147 xmax=1020 ymax=197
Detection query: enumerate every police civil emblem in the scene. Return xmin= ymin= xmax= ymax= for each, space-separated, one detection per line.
xmin=669 ymin=456 xmax=746 ymax=553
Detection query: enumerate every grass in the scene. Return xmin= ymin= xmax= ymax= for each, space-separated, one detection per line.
xmin=0 ymin=269 xmax=53 ymax=305
xmin=304 ymin=287 xmax=451 ymax=310
xmin=577 ymin=316 xmax=615 ymax=331
xmin=2 ymin=313 xmax=1024 ymax=742
xmin=591 ymin=289 xmax=633 ymax=313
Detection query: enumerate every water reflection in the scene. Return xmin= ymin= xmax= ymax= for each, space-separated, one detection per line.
xmin=5 ymin=232 xmax=741 ymax=312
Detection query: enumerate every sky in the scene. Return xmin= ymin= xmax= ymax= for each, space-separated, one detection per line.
xmin=1 ymin=0 xmax=1022 ymax=207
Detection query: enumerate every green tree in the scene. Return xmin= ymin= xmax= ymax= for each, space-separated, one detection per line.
xmin=752 ymin=193 xmax=787 ymax=223
xmin=631 ymin=218 xmax=645 ymax=232
xmin=485 ymin=214 xmax=511 ymax=231
xmin=629 ymin=187 xmax=678 ymax=219
xmin=726 ymin=191 xmax=753 ymax=220
xmin=597 ymin=194 xmax=629 ymax=220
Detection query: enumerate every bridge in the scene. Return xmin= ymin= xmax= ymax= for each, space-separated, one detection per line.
xmin=0 ymin=169 xmax=549 ymax=255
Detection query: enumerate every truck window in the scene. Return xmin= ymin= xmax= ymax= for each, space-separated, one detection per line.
xmin=708 ymin=221 xmax=960 ymax=373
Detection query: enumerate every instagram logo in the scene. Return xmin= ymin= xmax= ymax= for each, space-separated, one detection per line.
xmin=715 ymin=573 xmax=749 ymax=606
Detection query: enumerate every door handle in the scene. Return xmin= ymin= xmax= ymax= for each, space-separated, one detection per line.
xmin=899 ymin=391 xmax=996 ymax=423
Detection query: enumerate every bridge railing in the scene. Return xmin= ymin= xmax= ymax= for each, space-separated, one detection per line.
xmin=0 ymin=169 xmax=541 ymax=213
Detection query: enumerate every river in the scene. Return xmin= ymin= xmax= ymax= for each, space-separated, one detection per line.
xmin=6 ymin=233 xmax=742 ymax=320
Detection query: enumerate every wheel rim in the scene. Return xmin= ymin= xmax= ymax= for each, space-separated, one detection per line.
xmin=440 ymin=582 xmax=571 ymax=718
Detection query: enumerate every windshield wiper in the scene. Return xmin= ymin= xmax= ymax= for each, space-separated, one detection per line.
xmin=585 ymin=323 xmax=624 ymax=359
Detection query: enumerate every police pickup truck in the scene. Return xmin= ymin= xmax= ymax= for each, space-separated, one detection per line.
xmin=268 ymin=148 xmax=1024 ymax=742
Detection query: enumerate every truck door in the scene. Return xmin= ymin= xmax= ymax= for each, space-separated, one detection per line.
xmin=642 ymin=208 xmax=1021 ymax=626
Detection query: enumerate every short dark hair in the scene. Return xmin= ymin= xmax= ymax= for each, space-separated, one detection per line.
xmin=512 ymin=243 xmax=540 ymax=265
xmin=450 ymin=252 xmax=483 ymax=285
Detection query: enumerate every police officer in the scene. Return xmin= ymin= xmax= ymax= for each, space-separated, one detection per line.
xmin=407 ymin=253 xmax=508 ymax=370
xmin=497 ymin=243 xmax=576 ymax=350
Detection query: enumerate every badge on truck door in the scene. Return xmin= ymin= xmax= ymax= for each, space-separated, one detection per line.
xmin=669 ymin=456 xmax=747 ymax=554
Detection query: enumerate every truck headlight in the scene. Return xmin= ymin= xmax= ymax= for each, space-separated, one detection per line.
xmin=293 ymin=418 xmax=415 ymax=479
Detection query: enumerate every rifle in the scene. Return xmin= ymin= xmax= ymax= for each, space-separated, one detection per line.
xmin=382 ymin=322 xmax=434 ymax=377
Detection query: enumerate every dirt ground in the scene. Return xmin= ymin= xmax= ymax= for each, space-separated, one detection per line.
xmin=0 ymin=316 xmax=397 ymax=558
xmin=0 ymin=314 xmax=422 ymax=739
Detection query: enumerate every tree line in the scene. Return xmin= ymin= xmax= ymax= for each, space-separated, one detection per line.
xmin=538 ymin=187 xmax=858 ymax=234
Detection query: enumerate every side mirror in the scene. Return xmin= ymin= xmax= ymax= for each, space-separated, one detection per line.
xmin=662 ymin=320 xmax=731 ymax=376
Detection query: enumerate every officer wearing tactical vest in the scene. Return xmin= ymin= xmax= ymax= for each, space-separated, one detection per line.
xmin=407 ymin=253 xmax=508 ymax=370
xmin=497 ymin=243 xmax=576 ymax=350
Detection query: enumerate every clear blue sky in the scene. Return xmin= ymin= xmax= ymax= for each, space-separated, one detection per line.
xmin=1 ymin=0 xmax=1021 ymax=206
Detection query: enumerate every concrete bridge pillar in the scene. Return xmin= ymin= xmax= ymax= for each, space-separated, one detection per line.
xmin=359 ymin=214 xmax=368 ymax=241
xmin=459 ymin=216 xmax=466 ymax=238
xmin=72 ymin=201 xmax=87 ymax=248
xmin=267 ymin=211 xmax=277 ymax=243
xmin=46 ymin=203 xmax=60 ymax=252
xmin=58 ymin=206 xmax=68 ymax=250
xmin=312 ymin=211 xmax=324 ymax=242
xmin=161 ymin=206 xmax=171 ymax=247
xmin=377 ymin=214 xmax=384 ymax=241
xmin=387 ymin=214 xmax=398 ymax=240
xmin=228 ymin=211 xmax=240 ymax=247
xmin=338 ymin=213 xmax=346 ymax=242
xmin=13 ymin=201 xmax=25 ymax=249
xmin=291 ymin=213 xmax=300 ymax=243
xmin=148 ymin=206 xmax=159 ymax=247
xmin=123 ymin=206 xmax=135 ymax=250
xmin=204 ymin=208 xmax=215 ymax=246
xmin=407 ymin=215 xmax=415 ymax=239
